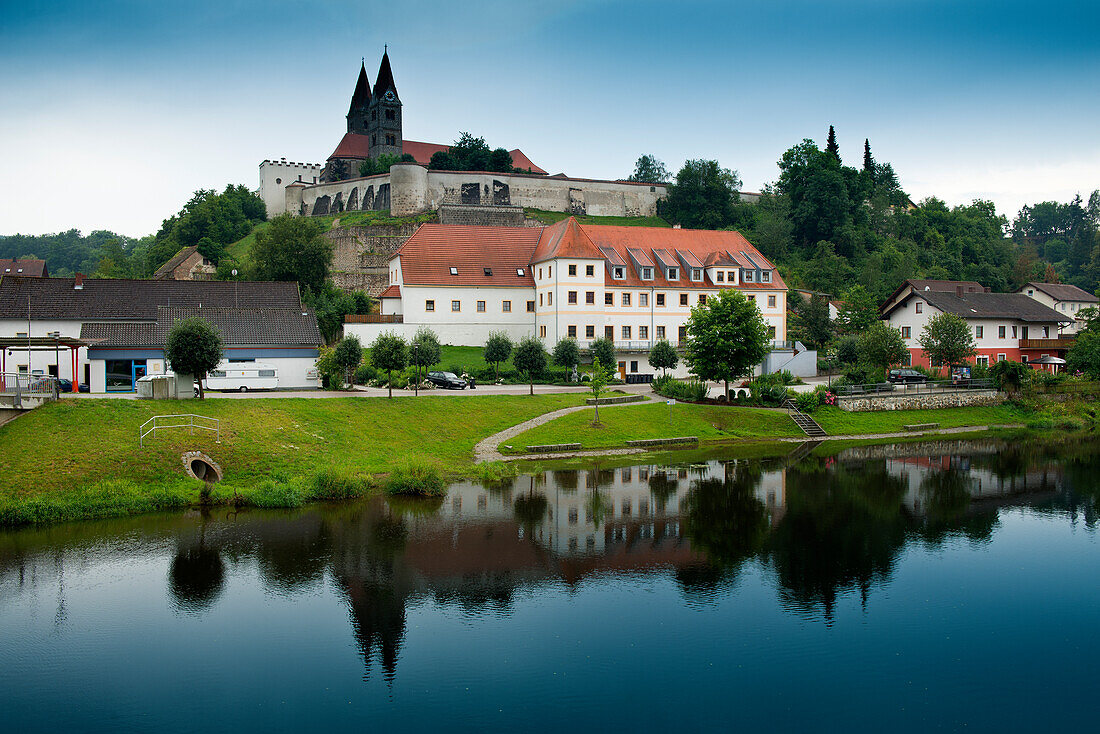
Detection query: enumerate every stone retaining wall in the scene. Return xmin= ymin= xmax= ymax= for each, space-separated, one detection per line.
xmin=835 ymin=390 xmax=1003 ymax=412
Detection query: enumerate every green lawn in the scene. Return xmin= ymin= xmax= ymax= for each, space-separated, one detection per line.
xmin=504 ymin=403 xmax=803 ymax=452
xmin=361 ymin=344 xmax=512 ymax=373
xmin=523 ymin=208 xmax=671 ymax=228
xmin=812 ymin=405 xmax=1031 ymax=434
xmin=0 ymin=393 xmax=581 ymax=524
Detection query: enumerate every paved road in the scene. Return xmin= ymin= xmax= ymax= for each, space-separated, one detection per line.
xmin=68 ymin=382 xmax=654 ymax=400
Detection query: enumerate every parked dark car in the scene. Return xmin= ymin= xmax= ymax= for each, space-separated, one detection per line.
xmin=55 ymin=378 xmax=90 ymax=393
xmin=426 ymin=371 xmax=467 ymax=389
xmin=887 ymin=369 xmax=928 ymax=384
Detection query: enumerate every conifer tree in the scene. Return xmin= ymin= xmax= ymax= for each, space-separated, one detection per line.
xmin=863 ymin=139 xmax=873 ymax=174
xmin=825 ymin=125 xmax=840 ymax=162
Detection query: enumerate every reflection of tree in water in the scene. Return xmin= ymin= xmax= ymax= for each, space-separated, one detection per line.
xmin=513 ymin=493 xmax=548 ymax=536
xmin=919 ymin=467 xmax=975 ymax=522
xmin=553 ymin=469 xmax=578 ymax=493
xmin=648 ymin=471 xmax=678 ymax=513
xmin=767 ymin=462 xmax=908 ymax=621
xmin=168 ymin=522 xmax=225 ymax=614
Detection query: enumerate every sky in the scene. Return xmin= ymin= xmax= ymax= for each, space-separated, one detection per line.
xmin=1 ymin=0 xmax=1098 ymax=237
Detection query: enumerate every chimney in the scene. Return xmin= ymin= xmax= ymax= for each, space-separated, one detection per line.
xmin=673 ymin=223 xmax=682 ymax=229
xmin=74 ymin=273 xmax=84 ymax=290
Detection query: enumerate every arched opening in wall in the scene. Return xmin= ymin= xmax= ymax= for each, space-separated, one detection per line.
xmin=182 ymin=451 xmax=223 ymax=483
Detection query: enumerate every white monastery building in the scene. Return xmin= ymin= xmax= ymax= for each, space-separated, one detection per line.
xmin=1015 ymin=282 xmax=1098 ymax=335
xmin=345 ymin=218 xmax=798 ymax=379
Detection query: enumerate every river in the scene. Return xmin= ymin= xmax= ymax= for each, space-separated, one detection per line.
xmin=2 ymin=437 xmax=1098 ymax=732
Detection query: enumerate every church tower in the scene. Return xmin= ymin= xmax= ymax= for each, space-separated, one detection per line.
xmin=346 ymin=61 xmax=372 ymax=135
xmin=366 ymin=49 xmax=402 ymax=158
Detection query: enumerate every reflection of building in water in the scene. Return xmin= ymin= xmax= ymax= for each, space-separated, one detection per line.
xmin=886 ymin=454 xmax=1063 ymax=516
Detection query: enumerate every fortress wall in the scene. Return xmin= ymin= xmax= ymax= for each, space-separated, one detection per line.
xmin=290 ymin=173 xmax=392 ymax=217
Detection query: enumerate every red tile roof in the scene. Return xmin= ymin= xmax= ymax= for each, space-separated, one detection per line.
xmin=0 ymin=257 xmax=48 ymax=277
xmin=531 ymin=218 xmax=605 ymax=262
xmin=327 ymin=136 xmax=547 ymax=174
xmin=395 ymin=224 xmax=542 ymax=286
xmin=379 ymin=284 xmax=401 ymax=298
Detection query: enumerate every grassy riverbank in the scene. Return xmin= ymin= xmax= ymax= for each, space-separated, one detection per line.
xmin=0 ymin=394 xmax=582 ymax=525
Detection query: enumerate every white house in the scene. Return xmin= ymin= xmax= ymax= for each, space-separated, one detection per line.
xmin=1016 ymin=282 xmax=1098 ymax=334
xmin=345 ymin=218 xmax=795 ymax=379
xmin=880 ymin=279 xmax=1070 ymax=369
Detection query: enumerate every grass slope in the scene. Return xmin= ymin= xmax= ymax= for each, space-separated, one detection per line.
xmin=0 ymin=394 xmax=580 ymax=524
xmin=523 ymin=208 xmax=671 ymax=228
xmin=811 ymin=405 xmax=1030 ymax=434
xmin=504 ymin=403 xmax=803 ymax=452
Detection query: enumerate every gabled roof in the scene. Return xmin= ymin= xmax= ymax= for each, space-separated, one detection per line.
xmin=0 ymin=257 xmax=48 ymax=277
xmin=80 ymin=307 xmax=322 ymax=348
xmin=395 ymin=224 xmax=541 ymax=286
xmin=531 ymin=218 xmax=604 ymax=262
xmin=348 ymin=62 xmax=372 ymax=112
xmin=1023 ymin=282 xmax=1098 ymax=303
xmin=910 ymin=291 xmax=1071 ymax=323
xmin=0 ymin=276 xmax=301 ymax=320
xmin=880 ymin=278 xmax=987 ymax=314
xmin=152 ymin=246 xmax=201 ymax=279
xmin=379 ymin=284 xmax=401 ymax=298
xmin=326 ymin=136 xmax=547 ymax=174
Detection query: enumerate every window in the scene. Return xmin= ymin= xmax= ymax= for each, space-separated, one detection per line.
xmin=691 ymin=268 xmax=702 ymax=282
xmin=679 ymin=293 xmax=688 ymax=306
xmin=727 ymin=270 xmax=736 ymax=281
xmin=901 ymin=326 xmax=911 ymax=339
xmin=717 ymin=271 xmax=725 ymax=282
xmin=586 ymin=264 xmax=594 ymax=276
xmin=997 ymin=353 xmax=1007 ymax=361
xmin=1021 ymin=354 xmax=1029 ymax=363
xmin=605 ymin=292 xmax=614 ymax=305
xmin=546 ymin=267 xmax=550 ymax=277
xmin=503 ymin=300 xmax=511 ymax=312
xmin=605 ymin=326 xmax=614 ymax=339
xmin=622 ymin=326 xmax=632 ymax=339
xmin=667 ymin=267 xmax=679 ymax=280
xmin=568 ymin=325 xmax=577 ymax=338
xmin=698 ymin=294 xmax=707 ymax=304
xmin=568 ymin=291 xmax=578 ymax=304
xmin=1027 ymin=289 xmax=1034 ymax=296
xmin=761 ymin=271 xmax=771 ymax=282
xmin=452 ymin=300 xmax=461 ymax=312
xmin=641 ymin=267 xmax=653 ymax=280
xmin=540 ymin=325 xmax=546 ymax=337
xmin=275 ymin=177 xmax=281 ymax=185
xmin=613 ymin=266 xmax=625 ymax=279
xmin=386 ymin=109 xmax=395 ymax=120
xmin=743 ymin=270 xmax=754 ymax=282
xmin=477 ymin=300 xmax=486 ymax=312
xmin=656 ymin=326 xmax=665 ymax=339
xmin=748 ymin=294 xmax=756 ymax=303
xmin=639 ymin=293 xmax=648 ymax=307
xmin=678 ymin=326 xmax=687 ymax=342
xmin=622 ymin=293 xmax=631 ymax=306
xmin=516 ymin=268 xmax=525 ymax=277
xmin=998 ymin=325 xmax=1006 ymax=338
xmin=975 ymin=325 xmax=983 ymax=339
xmin=539 ymin=294 xmax=543 ymax=307
xmin=1021 ymin=326 xmax=1029 ymax=339
xmin=767 ymin=326 xmax=776 ymax=339
xmin=484 ymin=267 xmax=493 ymax=276
xmin=586 ymin=325 xmax=595 ymax=339
xmin=639 ymin=325 xmax=648 ymax=339
xmin=915 ymin=301 xmax=923 ymax=314
xmin=1043 ymin=326 xmax=1050 ymax=338
xmin=569 ymin=264 xmax=577 ymax=276
xmin=538 ymin=267 xmax=542 ymax=279
xmin=527 ymin=300 xmax=535 ymax=312
xmin=371 ymin=110 xmax=377 ymax=120
xmin=976 ymin=356 xmax=989 ymax=366
xmin=630 ymin=361 xmax=639 ymax=373
xmin=449 ymin=267 xmax=458 ymax=275
xmin=425 ymin=299 xmax=435 ymax=312
xmin=548 ymin=292 xmax=553 ymax=306
xmin=656 ymin=293 xmax=666 ymax=307
xmin=768 ymin=295 xmax=776 ymax=308
xmin=258 ymin=369 xmax=276 ymax=378
xmin=386 ymin=134 xmax=395 ymax=146
xmin=903 ymin=352 xmax=912 ymax=366
xmin=586 ymin=291 xmax=595 ymax=304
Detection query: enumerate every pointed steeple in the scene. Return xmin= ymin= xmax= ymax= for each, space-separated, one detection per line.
xmin=373 ymin=49 xmax=398 ymax=101
xmin=348 ymin=61 xmax=372 ymax=113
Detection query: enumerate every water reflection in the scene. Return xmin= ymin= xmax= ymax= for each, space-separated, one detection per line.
xmin=2 ymin=436 xmax=1098 ymax=688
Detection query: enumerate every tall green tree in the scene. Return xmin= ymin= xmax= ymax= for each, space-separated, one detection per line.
xmin=684 ymin=289 xmax=770 ymax=396
xmin=333 ymin=335 xmax=362 ymax=386
xmin=825 ymin=125 xmax=840 ymax=162
xmin=359 ymin=153 xmax=416 ymax=176
xmin=552 ymin=337 xmax=580 ymax=370
xmin=410 ymin=327 xmax=442 ymax=386
xmin=790 ymin=292 xmax=833 ymax=348
xmin=513 ymin=336 xmax=548 ymax=395
xmin=648 ymin=339 xmax=679 ymax=375
xmin=249 ymin=213 xmax=333 ymax=293
xmin=856 ymin=321 xmax=907 ymax=374
xmin=918 ymin=312 xmax=977 ymax=369
xmin=863 ymin=139 xmax=873 ymax=173
xmin=484 ymin=331 xmax=513 ymax=381
xmin=659 ymin=159 xmax=742 ymax=229
xmin=165 ymin=317 xmax=224 ymax=399
xmin=835 ymin=285 xmax=880 ymax=335
xmin=588 ymin=337 xmax=616 ymax=373
xmin=628 ymin=154 xmax=671 ymax=183
xmin=370 ymin=331 xmax=408 ymax=398
xmin=588 ymin=356 xmax=612 ymax=426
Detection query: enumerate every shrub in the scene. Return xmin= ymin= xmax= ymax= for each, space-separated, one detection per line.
xmin=652 ymin=376 xmax=708 ymax=402
xmin=1054 ymin=417 xmax=1083 ymax=431
xmin=794 ymin=390 xmax=824 ymax=413
xmin=353 ymin=363 xmax=377 ymax=384
xmin=386 ymin=456 xmax=445 ymax=496
xmin=473 ymin=461 xmax=518 ymax=486
xmin=312 ymin=469 xmax=374 ymax=500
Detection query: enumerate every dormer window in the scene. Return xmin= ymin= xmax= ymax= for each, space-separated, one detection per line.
xmin=484 ymin=267 xmax=493 ymax=276
xmin=450 ymin=267 xmax=458 ymax=275
xmin=612 ymin=266 xmax=625 ymax=280
xmin=516 ymin=268 xmax=525 ymax=277
xmin=691 ymin=268 xmax=703 ymax=282
xmin=743 ymin=270 xmax=754 ymax=283
xmin=761 ymin=271 xmax=771 ymax=283
xmin=667 ymin=267 xmax=679 ymax=280
xmin=717 ymin=271 xmax=724 ymax=282
xmin=641 ymin=267 xmax=653 ymax=280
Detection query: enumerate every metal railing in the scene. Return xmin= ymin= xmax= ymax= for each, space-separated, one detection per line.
xmin=831 ymin=378 xmax=994 ymax=397
xmin=346 ymin=314 xmax=403 ymax=324
xmin=139 ymin=414 xmax=220 ymax=447
xmin=0 ymin=373 xmax=60 ymax=408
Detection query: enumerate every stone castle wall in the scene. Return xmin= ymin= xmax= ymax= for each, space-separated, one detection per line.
xmin=327 ymin=220 xmax=430 ymax=297
xmin=835 ymin=390 xmax=1004 ymax=412
xmin=439 ymin=204 xmax=527 ymax=227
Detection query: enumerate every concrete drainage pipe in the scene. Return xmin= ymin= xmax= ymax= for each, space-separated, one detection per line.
xmin=182 ymin=451 xmax=223 ymax=483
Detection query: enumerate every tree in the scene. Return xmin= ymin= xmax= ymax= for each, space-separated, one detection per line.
xmin=359 ymin=153 xmax=416 ymax=177
xmin=918 ymin=312 xmax=976 ymax=370
xmin=856 ymin=321 xmax=907 ymax=374
xmin=825 ymin=125 xmax=840 ymax=162
xmin=835 ymin=335 xmax=859 ymax=366
xmin=989 ymin=359 xmax=1033 ymax=393
xmin=333 ymin=335 xmax=362 ymax=387
xmin=426 ymin=132 xmax=513 ymax=173
xmin=512 ymin=336 xmax=548 ymax=395
xmin=835 ymin=285 xmax=879 ymax=335
xmin=329 ymin=159 xmax=348 ymax=181
xmin=863 ymin=139 xmax=874 ymax=174
xmin=165 ymin=317 xmax=223 ymax=399
xmin=552 ymin=337 xmax=580 ymax=370
xmin=1066 ymin=321 xmax=1100 ymax=378
xmin=370 ymin=331 xmax=408 ymax=398
xmin=588 ymin=356 xmax=611 ymax=426
xmin=588 ymin=337 xmax=616 ymax=373
xmin=484 ymin=331 xmax=513 ymax=381
xmin=304 ymin=285 xmax=372 ymax=344
xmin=684 ymin=289 xmax=770 ymax=396
xmin=409 ymin=327 xmax=441 ymax=386
xmin=648 ymin=339 xmax=679 ymax=375
xmin=658 ymin=159 xmax=742 ymax=229
xmin=628 ymin=154 xmax=670 ymax=183
xmin=791 ymin=292 xmax=833 ymax=348
xmin=249 ymin=213 xmax=334 ymax=294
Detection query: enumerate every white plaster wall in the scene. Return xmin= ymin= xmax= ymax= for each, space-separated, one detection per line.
xmin=0 ymin=318 xmax=86 ymax=379
xmin=1019 ymin=286 xmax=1091 ymax=334
xmin=259 ymin=159 xmax=321 ymax=217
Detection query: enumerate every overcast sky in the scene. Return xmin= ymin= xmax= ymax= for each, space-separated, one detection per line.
xmin=2 ymin=0 xmax=1098 ymax=237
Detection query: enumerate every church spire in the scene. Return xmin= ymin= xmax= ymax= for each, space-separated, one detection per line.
xmin=348 ymin=61 xmax=372 ymax=114
xmin=373 ymin=48 xmax=398 ymax=101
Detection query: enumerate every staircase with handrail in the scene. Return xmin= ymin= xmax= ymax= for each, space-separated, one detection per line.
xmin=782 ymin=399 xmax=827 ymax=438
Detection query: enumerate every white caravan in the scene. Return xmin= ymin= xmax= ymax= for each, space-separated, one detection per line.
xmin=201 ymin=362 xmax=279 ymax=392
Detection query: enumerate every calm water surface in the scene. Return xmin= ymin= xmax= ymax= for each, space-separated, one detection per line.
xmin=2 ymin=438 xmax=1099 ymax=732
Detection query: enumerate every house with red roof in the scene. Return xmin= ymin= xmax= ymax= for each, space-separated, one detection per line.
xmin=345 ymin=219 xmax=796 ymax=379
